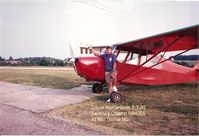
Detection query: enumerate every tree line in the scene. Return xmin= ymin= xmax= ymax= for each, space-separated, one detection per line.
xmin=0 ymin=56 xmax=72 ymax=66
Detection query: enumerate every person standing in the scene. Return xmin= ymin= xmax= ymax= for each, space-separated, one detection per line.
xmin=91 ymin=46 xmax=118 ymax=102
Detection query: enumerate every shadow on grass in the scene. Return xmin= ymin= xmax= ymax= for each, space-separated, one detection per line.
xmin=95 ymin=95 xmax=109 ymax=101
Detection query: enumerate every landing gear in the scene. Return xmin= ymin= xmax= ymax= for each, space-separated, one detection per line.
xmin=110 ymin=92 xmax=122 ymax=103
xmin=92 ymin=83 xmax=102 ymax=93
xmin=92 ymin=82 xmax=123 ymax=103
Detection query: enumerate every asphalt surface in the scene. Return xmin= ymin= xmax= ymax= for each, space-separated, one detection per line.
xmin=0 ymin=82 xmax=104 ymax=135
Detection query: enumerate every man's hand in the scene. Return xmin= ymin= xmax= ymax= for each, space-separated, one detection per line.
xmin=89 ymin=45 xmax=93 ymax=51
xmin=89 ymin=45 xmax=93 ymax=50
xmin=89 ymin=45 xmax=94 ymax=54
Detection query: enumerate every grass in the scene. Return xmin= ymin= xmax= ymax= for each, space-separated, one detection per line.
xmin=0 ymin=67 xmax=198 ymax=134
xmin=0 ymin=67 xmax=87 ymax=90
xmin=49 ymin=83 xmax=199 ymax=135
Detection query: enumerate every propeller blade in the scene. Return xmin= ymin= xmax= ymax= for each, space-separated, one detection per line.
xmin=68 ymin=44 xmax=77 ymax=72
xmin=69 ymin=44 xmax=75 ymax=62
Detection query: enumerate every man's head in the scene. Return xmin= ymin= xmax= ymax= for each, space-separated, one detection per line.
xmin=105 ymin=46 xmax=112 ymax=55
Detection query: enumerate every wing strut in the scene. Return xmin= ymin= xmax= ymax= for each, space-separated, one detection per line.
xmin=123 ymin=45 xmax=197 ymax=81
xmin=117 ymin=35 xmax=185 ymax=82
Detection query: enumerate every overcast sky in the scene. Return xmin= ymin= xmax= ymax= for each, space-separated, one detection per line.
xmin=0 ymin=0 xmax=199 ymax=59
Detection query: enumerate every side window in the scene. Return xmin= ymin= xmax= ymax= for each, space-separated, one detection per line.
xmin=116 ymin=50 xmax=140 ymax=64
xmin=144 ymin=55 xmax=162 ymax=69
xmin=126 ymin=54 xmax=163 ymax=69
xmin=116 ymin=50 xmax=163 ymax=69
xmin=126 ymin=53 xmax=139 ymax=65
xmin=116 ymin=51 xmax=128 ymax=62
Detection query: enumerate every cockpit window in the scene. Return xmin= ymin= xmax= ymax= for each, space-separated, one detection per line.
xmin=125 ymin=54 xmax=163 ymax=69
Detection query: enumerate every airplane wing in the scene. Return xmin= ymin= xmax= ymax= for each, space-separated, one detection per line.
xmin=116 ymin=25 xmax=198 ymax=82
xmin=116 ymin=25 xmax=198 ymax=55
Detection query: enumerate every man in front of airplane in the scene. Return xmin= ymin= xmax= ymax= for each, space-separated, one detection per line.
xmin=91 ymin=46 xmax=118 ymax=102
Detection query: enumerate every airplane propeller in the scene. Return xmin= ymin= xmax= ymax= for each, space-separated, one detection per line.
xmin=69 ymin=44 xmax=77 ymax=72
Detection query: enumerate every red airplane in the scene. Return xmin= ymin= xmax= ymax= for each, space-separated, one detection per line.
xmin=70 ymin=25 xmax=199 ymax=103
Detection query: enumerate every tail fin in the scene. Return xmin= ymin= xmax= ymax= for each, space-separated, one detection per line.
xmin=194 ymin=60 xmax=199 ymax=70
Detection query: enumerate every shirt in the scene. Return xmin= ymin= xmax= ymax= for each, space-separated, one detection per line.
xmin=101 ymin=53 xmax=117 ymax=72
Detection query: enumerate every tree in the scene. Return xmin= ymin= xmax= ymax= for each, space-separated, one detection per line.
xmin=9 ymin=56 xmax=14 ymax=61
xmin=0 ymin=56 xmax=5 ymax=61
xmin=40 ymin=58 xmax=49 ymax=66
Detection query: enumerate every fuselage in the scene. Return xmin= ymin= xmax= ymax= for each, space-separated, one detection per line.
xmin=74 ymin=56 xmax=198 ymax=85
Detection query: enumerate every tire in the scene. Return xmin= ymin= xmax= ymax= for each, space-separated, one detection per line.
xmin=110 ymin=92 xmax=122 ymax=103
xmin=92 ymin=83 xmax=102 ymax=93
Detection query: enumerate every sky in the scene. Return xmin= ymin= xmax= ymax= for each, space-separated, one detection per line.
xmin=0 ymin=0 xmax=199 ymax=59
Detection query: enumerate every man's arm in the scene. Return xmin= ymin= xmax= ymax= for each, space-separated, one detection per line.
xmin=112 ymin=54 xmax=117 ymax=72
xmin=113 ymin=62 xmax=117 ymax=72
xmin=91 ymin=48 xmax=101 ymax=56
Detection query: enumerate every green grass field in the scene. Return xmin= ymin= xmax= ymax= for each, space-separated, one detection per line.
xmin=0 ymin=67 xmax=198 ymax=135
xmin=0 ymin=67 xmax=87 ymax=89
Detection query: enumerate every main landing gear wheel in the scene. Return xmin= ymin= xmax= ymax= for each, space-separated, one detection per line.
xmin=110 ymin=92 xmax=122 ymax=103
xmin=92 ymin=83 xmax=102 ymax=93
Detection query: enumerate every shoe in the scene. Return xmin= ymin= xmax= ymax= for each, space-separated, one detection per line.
xmin=113 ymin=86 xmax=118 ymax=92
xmin=106 ymin=98 xmax=111 ymax=103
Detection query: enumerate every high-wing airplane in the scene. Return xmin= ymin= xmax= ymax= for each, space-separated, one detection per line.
xmin=70 ymin=25 xmax=199 ymax=103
